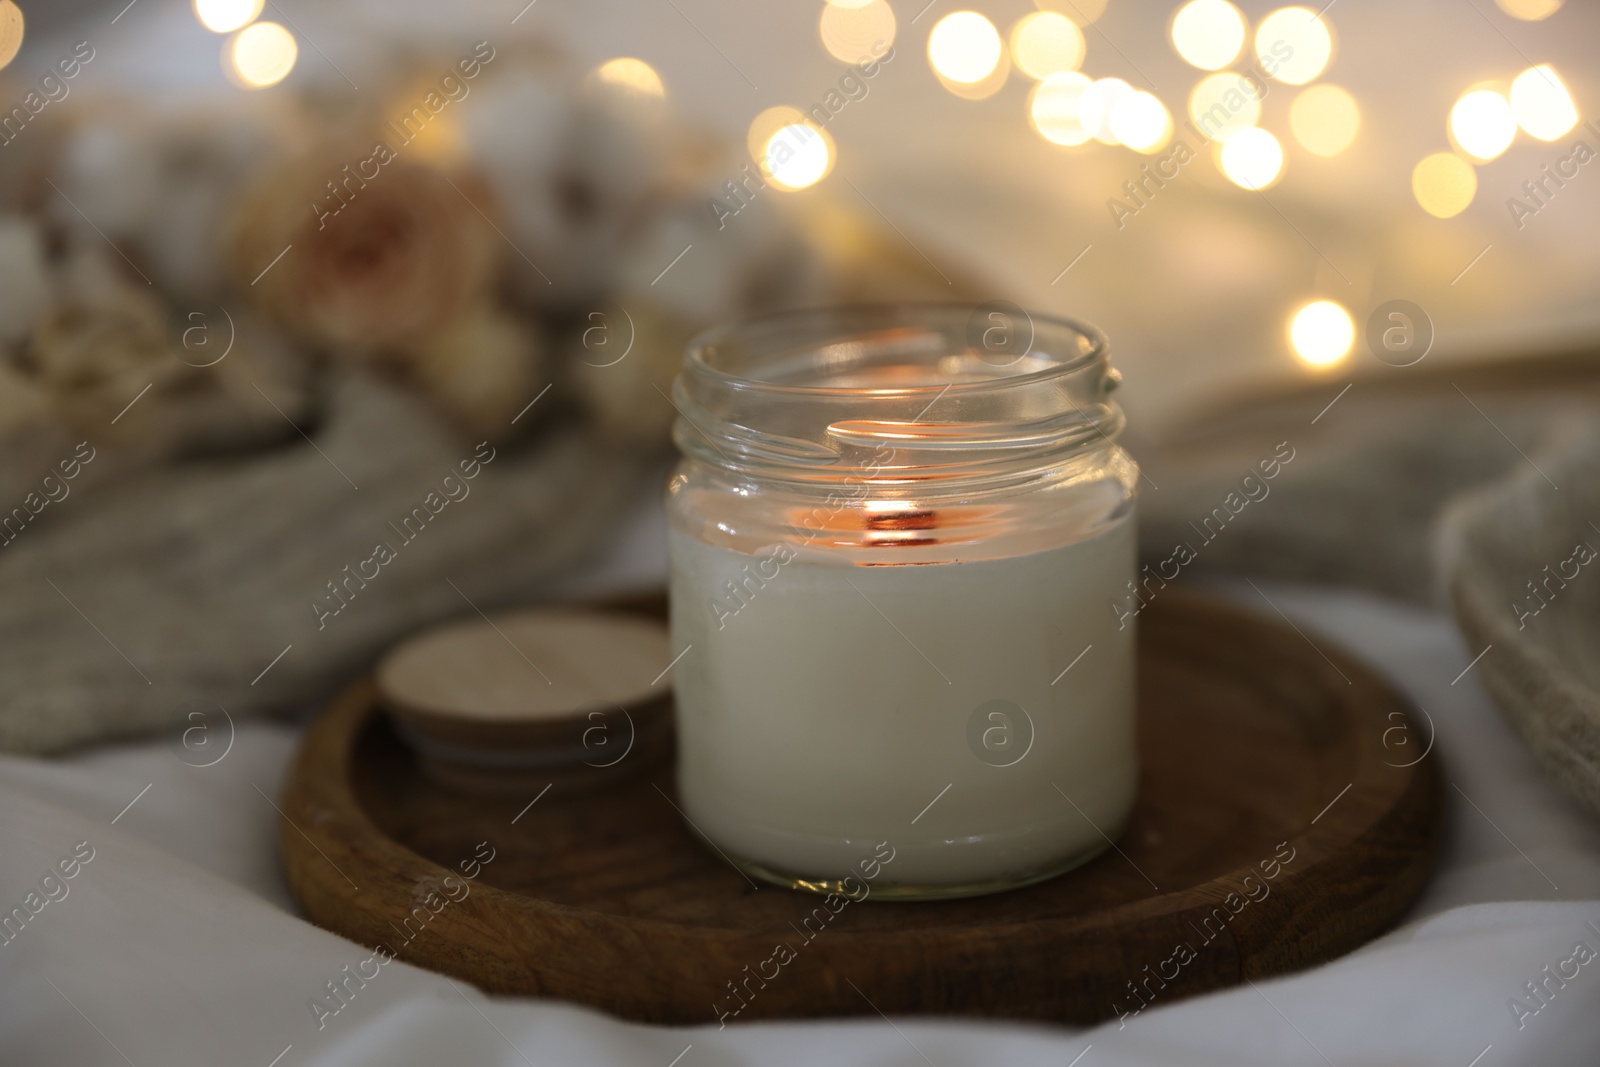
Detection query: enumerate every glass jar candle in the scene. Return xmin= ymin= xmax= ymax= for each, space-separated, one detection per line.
xmin=665 ymin=303 xmax=1138 ymax=899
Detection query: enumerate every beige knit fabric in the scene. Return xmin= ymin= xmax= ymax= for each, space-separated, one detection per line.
xmin=1440 ymin=422 xmax=1600 ymax=819
xmin=1133 ymin=351 xmax=1600 ymax=819
xmin=0 ymin=369 xmax=647 ymax=754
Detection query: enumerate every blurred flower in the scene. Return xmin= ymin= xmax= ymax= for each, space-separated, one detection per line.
xmin=26 ymin=251 xmax=169 ymax=422
xmin=230 ymin=153 xmax=499 ymax=353
xmin=11 ymin=41 xmax=940 ymax=457
xmin=459 ymin=50 xmax=679 ymax=306
xmin=229 ymin=148 xmax=551 ymax=438
xmin=18 ymin=246 xmax=307 ymax=453
xmin=55 ymin=100 xmax=294 ymax=302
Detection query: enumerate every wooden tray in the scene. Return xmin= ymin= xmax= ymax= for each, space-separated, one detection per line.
xmin=279 ymin=587 xmax=1440 ymax=1026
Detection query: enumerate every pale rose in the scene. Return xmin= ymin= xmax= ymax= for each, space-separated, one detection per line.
xmin=229 ymin=150 xmax=499 ymax=357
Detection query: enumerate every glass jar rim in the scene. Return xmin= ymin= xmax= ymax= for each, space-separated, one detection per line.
xmin=671 ymin=302 xmax=1124 ymax=487
xmin=682 ymin=301 xmax=1110 ymax=398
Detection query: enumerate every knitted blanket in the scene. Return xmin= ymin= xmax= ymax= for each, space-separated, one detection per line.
xmin=1134 ymin=348 xmax=1600 ymax=820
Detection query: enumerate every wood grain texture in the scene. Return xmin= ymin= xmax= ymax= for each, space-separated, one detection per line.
xmin=278 ymin=587 xmax=1441 ymax=1025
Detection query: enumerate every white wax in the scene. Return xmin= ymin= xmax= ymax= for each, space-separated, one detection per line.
xmin=668 ymin=514 xmax=1137 ymax=890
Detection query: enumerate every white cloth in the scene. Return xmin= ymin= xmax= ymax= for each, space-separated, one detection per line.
xmin=3 ymin=574 xmax=1598 ymax=1067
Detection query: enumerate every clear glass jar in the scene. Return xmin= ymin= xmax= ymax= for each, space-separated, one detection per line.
xmin=665 ymin=303 xmax=1138 ymax=900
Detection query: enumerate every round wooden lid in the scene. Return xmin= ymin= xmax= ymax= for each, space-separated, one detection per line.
xmin=376 ymin=608 xmax=673 ymax=781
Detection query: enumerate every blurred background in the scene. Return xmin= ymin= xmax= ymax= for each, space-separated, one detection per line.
xmin=3 ymin=0 xmax=1596 ymax=434
xmin=3 ymin=1 xmax=1600 ymax=438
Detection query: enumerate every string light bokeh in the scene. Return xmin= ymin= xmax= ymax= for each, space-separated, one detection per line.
xmin=746 ymin=105 xmax=835 ymax=190
xmin=1010 ymin=11 xmax=1084 ymax=79
xmin=1170 ymin=0 xmax=1245 ymax=72
xmin=1218 ymin=127 xmax=1284 ymax=190
xmin=1288 ymin=84 xmax=1359 ymax=157
xmin=1509 ymin=65 xmax=1578 ymax=140
xmin=1412 ymin=152 xmax=1478 ymax=219
xmin=156 ymin=0 xmax=1589 ymax=374
xmin=850 ymin=0 xmax=1574 ymax=369
xmin=226 ymin=20 xmax=297 ymax=89
xmin=1494 ymin=0 xmax=1562 ymax=18
xmin=185 ymin=0 xmax=299 ymax=86
xmin=1417 ymin=66 xmax=1578 ymax=220
xmin=593 ymin=56 xmax=666 ymax=98
xmin=1030 ymin=72 xmax=1095 ymax=146
xmin=1253 ymin=7 xmax=1332 ymax=85
xmin=928 ymin=10 xmax=1005 ymax=92
xmin=1449 ymin=88 xmax=1516 ymax=162
xmin=1289 ymin=300 xmax=1356 ymax=367
xmin=0 ymin=0 xmax=22 ymax=73
xmin=820 ymin=0 xmax=897 ymax=64
xmin=1108 ymin=90 xmax=1172 ymax=153
xmin=193 ymin=0 xmax=263 ymax=34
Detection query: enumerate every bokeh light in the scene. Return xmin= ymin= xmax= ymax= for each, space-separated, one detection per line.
xmin=1412 ymin=152 xmax=1477 ymax=218
xmin=820 ymin=0 xmax=897 ymax=65
xmin=194 ymin=0 xmax=263 ymax=34
xmin=1494 ymin=0 xmax=1562 ymax=18
xmin=1218 ymin=127 xmax=1284 ymax=188
xmin=1188 ymin=72 xmax=1262 ymax=140
xmin=748 ymin=107 xmax=835 ymax=189
xmin=1288 ymin=84 xmax=1359 ymax=156
xmin=1029 ymin=71 xmax=1094 ymax=146
xmin=1009 ymin=11 xmax=1085 ymax=79
xmin=747 ymin=105 xmax=808 ymax=164
xmin=764 ymin=123 xmax=834 ymax=190
xmin=1170 ymin=0 xmax=1246 ymax=71
xmin=1449 ymin=89 xmax=1516 ymax=162
xmin=1255 ymin=7 xmax=1332 ymax=85
xmin=1289 ymin=300 xmax=1354 ymax=367
xmin=227 ymin=21 xmax=297 ymax=89
xmin=1080 ymin=77 xmax=1135 ymax=144
xmin=593 ymin=57 xmax=665 ymax=98
xmin=928 ymin=11 xmax=1003 ymax=84
xmin=1109 ymin=91 xmax=1173 ymax=153
xmin=0 ymin=0 xmax=23 ymax=72
xmin=1509 ymin=65 xmax=1579 ymax=141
